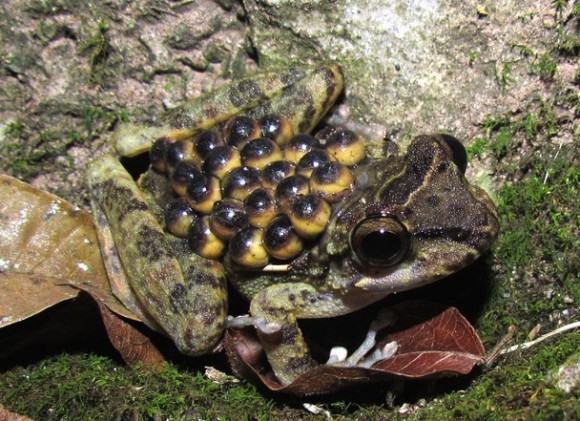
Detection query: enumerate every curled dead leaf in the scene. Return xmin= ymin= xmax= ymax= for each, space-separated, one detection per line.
xmin=0 ymin=175 xmax=153 ymax=365
xmin=224 ymin=301 xmax=486 ymax=395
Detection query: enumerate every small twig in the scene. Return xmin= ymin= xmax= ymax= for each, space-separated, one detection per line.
xmin=485 ymin=325 xmax=516 ymax=366
xmin=500 ymin=321 xmax=580 ymax=354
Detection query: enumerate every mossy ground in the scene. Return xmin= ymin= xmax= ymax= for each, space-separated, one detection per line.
xmin=1 ymin=1 xmax=578 ymax=420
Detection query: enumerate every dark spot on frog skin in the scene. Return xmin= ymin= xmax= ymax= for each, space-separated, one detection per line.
xmin=169 ymin=283 xmax=187 ymax=314
xmin=299 ymin=104 xmax=317 ymax=132
xmin=320 ymin=66 xmax=340 ymax=110
xmin=285 ymin=355 xmax=316 ymax=372
xmin=437 ymin=161 xmax=449 ymax=173
xmin=169 ymin=113 xmax=195 ymax=130
xmin=135 ymin=225 xmax=170 ymax=262
xmin=183 ymin=265 xmax=225 ymax=289
xmin=229 ymin=80 xmax=265 ymax=108
xmin=426 ymin=195 xmax=441 ymax=207
xmin=32 ymin=277 xmax=46 ymax=285
xmin=95 ymin=181 xmax=149 ymax=219
xmin=281 ymin=67 xmax=306 ymax=86
xmin=203 ymin=105 xmax=220 ymax=119
xmin=145 ymin=291 xmax=167 ymax=314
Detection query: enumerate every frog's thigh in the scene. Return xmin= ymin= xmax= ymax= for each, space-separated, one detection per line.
xmin=249 ymin=282 xmax=336 ymax=385
xmin=87 ymin=155 xmax=227 ymax=356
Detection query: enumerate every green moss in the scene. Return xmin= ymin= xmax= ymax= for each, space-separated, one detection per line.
xmin=531 ymin=53 xmax=558 ymax=80
xmin=0 ymin=354 xmax=279 ymax=420
xmin=470 ymin=88 xmax=579 ymax=347
xmin=81 ymin=22 xmax=112 ymax=86
xmin=408 ymin=333 xmax=580 ymax=420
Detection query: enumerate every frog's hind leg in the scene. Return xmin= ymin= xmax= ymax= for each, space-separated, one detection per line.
xmin=248 ymin=282 xmax=372 ymax=385
xmin=87 ymin=155 xmax=228 ymax=356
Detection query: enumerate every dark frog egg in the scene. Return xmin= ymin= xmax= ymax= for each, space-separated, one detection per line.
xmin=240 ymin=137 xmax=283 ymax=170
xmin=263 ymin=215 xmax=303 ymax=260
xmin=221 ymin=166 xmax=262 ymax=201
xmin=287 ymin=194 xmax=331 ymax=239
xmin=209 ymin=198 xmax=249 ymax=241
xmin=309 ymin=161 xmax=354 ymax=203
xmin=258 ymin=114 xmax=294 ymax=147
xmin=165 ymin=199 xmax=198 ymax=238
xmin=261 ymin=160 xmax=296 ymax=189
xmin=224 ymin=116 xmax=262 ymax=149
xmin=284 ymin=134 xmax=321 ymax=164
xmin=295 ymin=149 xmax=331 ymax=178
xmin=165 ymin=139 xmax=201 ymax=169
xmin=202 ymin=146 xmax=241 ymax=179
xmin=188 ymin=215 xmax=226 ymax=259
xmin=194 ymin=129 xmax=225 ymax=160
xmin=169 ymin=160 xmax=204 ymax=197
xmin=244 ymin=188 xmax=278 ymax=228
xmin=185 ymin=173 xmax=222 ymax=214
xmin=229 ymin=226 xmax=269 ymax=268
xmin=324 ymin=128 xmax=366 ymax=166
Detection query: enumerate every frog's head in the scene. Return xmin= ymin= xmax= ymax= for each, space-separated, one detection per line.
xmin=319 ymin=134 xmax=499 ymax=294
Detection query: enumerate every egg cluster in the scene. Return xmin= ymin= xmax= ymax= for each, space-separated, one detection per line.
xmin=150 ymin=115 xmax=366 ymax=268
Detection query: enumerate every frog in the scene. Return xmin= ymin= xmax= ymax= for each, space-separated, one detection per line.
xmin=85 ymin=62 xmax=499 ymax=386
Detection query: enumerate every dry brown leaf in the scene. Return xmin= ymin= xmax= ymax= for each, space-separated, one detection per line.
xmin=0 ymin=174 xmax=135 ymax=328
xmin=225 ymin=301 xmax=486 ymax=395
xmin=0 ymin=404 xmax=34 ymax=421
xmin=94 ymin=297 xmax=165 ymax=368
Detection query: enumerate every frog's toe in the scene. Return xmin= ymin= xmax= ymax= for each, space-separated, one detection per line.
xmin=326 ymin=346 xmax=348 ymax=364
xmin=359 ymin=341 xmax=399 ymax=368
xmin=335 ymin=308 xmax=396 ymax=367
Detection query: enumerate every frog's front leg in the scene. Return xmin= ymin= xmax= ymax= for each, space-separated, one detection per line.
xmin=248 ymin=283 xmax=380 ymax=385
xmin=86 ymin=155 xmax=228 ymax=355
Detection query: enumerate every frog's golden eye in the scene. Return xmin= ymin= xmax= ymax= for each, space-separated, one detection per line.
xmin=434 ymin=134 xmax=468 ymax=174
xmin=259 ymin=114 xmax=294 ymax=147
xmin=350 ymin=217 xmax=410 ymax=267
xmin=224 ymin=116 xmax=261 ymax=149
xmin=241 ymin=137 xmax=283 ymax=170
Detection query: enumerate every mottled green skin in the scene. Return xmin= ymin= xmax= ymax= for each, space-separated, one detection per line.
xmin=87 ymin=63 xmax=499 ymax=385
xmin=87 ymin=155 xmax=228 ymax=355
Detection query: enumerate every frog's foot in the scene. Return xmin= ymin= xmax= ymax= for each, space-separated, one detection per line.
xmin=227 ymin=314 xmax=282 ymax=335
xmin=327 ymin=309 xmax=398 ymax=368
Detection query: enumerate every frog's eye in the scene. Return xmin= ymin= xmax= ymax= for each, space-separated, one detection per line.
xmin=434 ymin=134 xmax=468 ymax=174
xmin=350 ymin=217 xmax=410 ymax=267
